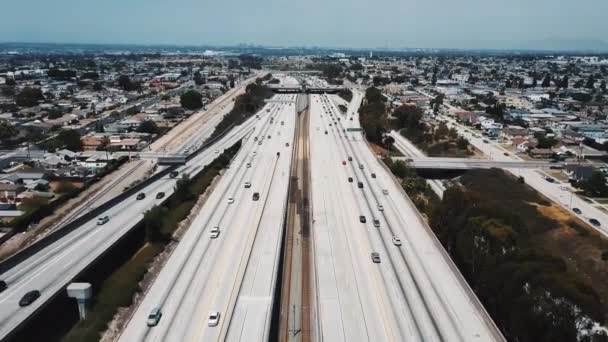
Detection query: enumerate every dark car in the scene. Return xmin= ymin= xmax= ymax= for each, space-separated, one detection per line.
xmin=348 ymin=177 xmax=353 ymax=183
xmin=573 ymin=208 xmax=582 ymax=214
xmin=324 ymin=131 xmax=328 ymax=135
xmin=589 ymin=218 xmax=601 ymax=227
xmin=357 ymin=182 xmax=364 ymax=189
xmin=136 ymin=193 xmax=145 ymax=200
xmin=359 ymin=215 xmax=366 ymax=223
xmin=253 ymin=192 xmax=260 ymax=201
xmin=544 ymin=177 xmax=555 ymax=183
xmin=156 ymin=192 xmax=165 ymax=199
xmin=19 ymin=290 xmax=41 ymax=307
xmin=371 ymin=173 xmax=376 ymax=179
xmin=371 ymin=253 xmax=381 ymax=263
xmin=169 ymin=171 xmax=179 ymax=178
xmin=0 ymin=280 xmax=7 ymax=293
xmin=348 ymin=157 xmax=352 ymax=161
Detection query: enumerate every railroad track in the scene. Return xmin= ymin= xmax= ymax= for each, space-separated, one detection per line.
xmin=300 ymin=106 xmax=312 ymax=342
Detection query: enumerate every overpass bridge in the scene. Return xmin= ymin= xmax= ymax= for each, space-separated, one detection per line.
xmin=392 ymin=156 xmax=560 ymax=170
xmin=1 ymin=150 xmax=188 ymax=165
xmin=267 ymin=84 xmax=345 ymax=94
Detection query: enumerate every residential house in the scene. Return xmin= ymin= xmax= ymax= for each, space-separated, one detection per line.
xmin=0 ymin=183 xmax=24 ymax=203
xmin=502 ymin=125 xmax=528 ymax=141
xmin=528 ymin=148 xmax=554 ymax=159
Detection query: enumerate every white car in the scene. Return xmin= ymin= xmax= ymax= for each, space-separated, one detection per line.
xmin=392 ymin=236 xmax=402 ymax=246
xmin=214 ymin=149 xmax=219 ymax=154
xmin=253 ymin=151 xmax=257 ymax=156
xmin=244 ymin=182 xmax=251 ymax=188
xmin=377 ymin=204 xmax=384 ymax=211
xmin=246 ymin=163 xmax=251 ymax=168
xmin=210 ymin=226 xmax=220 ymax=239
xmin=227 ymin=197 xmax=234 ymax=204
xmin=97 ymin=216 xmax=109 ymax=225
xmin=146 ymin=307 xmax=162 ymax=327
xmin=208 ymin=311 xmax=221 ymax=326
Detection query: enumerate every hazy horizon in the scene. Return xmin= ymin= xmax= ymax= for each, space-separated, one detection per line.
xmin=2 ymin=0 xmax=608 ymax=51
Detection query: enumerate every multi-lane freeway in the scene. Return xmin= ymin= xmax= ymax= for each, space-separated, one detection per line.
xmin=118 ymin=94 xmax=297 ymax=342
xmin=0 ymin=91 xmax=295 ymax=341
xmin=308 ymin=93 xmax=503 ymax=341
xmin=0 ymin=75 xmax=507 ymax=342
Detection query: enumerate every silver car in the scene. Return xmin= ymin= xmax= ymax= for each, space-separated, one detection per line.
xmin=147 ymin=307 xmax=162 ymax=327
xmin=208 ymin=311 xmax=221 ymax=327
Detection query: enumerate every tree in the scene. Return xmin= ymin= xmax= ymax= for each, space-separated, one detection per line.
xmin=536 ymin=135 xmax=558 ymax=149
xmin=47 ymin=68 xmax=76 ymax=80
xmin=585 ymin=74 xmax=596 ymax=89
xmin=57 ymin=129 xmax=82 ymax=151
xmin=561 ymin=75 xmax=569 ymax=88
xmin=143 ymin=206 xmax=166 ymax=242
xmin=430 ymin=94 xmax=444 ymax=114
xmin=388 ymin=160 xmax=414 ymax=179
xmin=137 ymin=120 xmax=160 ymax=134
xmin=16 ymin=87 xmax=44 ymax=107
xmin=448 ymin=127 xmax=458 ymax=139
xmin=582 ymin=171 xmax=608 ymax=197
xmin=161 ymin=94 xmax=171 ymax=101
xmin=393 ymin=104 xmax=423 ymax=129
xmin=0 ymin=120 xmax=18 ymax=141
xmin=55 ymin=181 xmax=77 ymax=194
xmin=434 ymin=122 xmax=450 ymax=140
xmin=97 ymin=136 xmax=110 ymax=151
xmin=456 ymin=136 xmax=469 ymax=150
xmin=81 ymin=71 xmax=99 ymax=80
xmin=382 ymin=135 xmax=395 ymax=151
xmin=600 ymin=80 xmax=607 ymax=94
xmin=541 ymin=74 xmax=551 ymax=88
xmin=193 ymin=71 xmax=204 ymax=85
xmin=5 ymin=78 xmax=16 ymax=86
xmin=117 ymin=75 xmax=140 ymax=91
xmin=180 ymin=90 xmax=203 ymax=110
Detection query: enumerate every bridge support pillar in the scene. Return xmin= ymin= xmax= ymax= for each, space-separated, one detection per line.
xmin=67 ymin=282 xmax=92 ymax=320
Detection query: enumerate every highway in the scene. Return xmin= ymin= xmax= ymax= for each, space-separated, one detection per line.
xmin=118 ymin=93 xmax=297 ymax=342
xmin=308 ymin=93 xmax=504 ymax=341
xmin=0 ymin=91 xmax=295 ymax=341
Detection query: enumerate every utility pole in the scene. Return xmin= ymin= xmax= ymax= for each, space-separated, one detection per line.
xmin=290 ymin=304 xmax=301 ymax=337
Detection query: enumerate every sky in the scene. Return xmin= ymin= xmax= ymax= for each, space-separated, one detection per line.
xmin=1 ymin=0 xmax=608 ymax=51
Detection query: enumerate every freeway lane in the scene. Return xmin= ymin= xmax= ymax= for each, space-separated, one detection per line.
xmin=118 ymin=94 xmax=297 ymax=342
xmin=309 ymin=93 xmax=504 ymax=341
xmin=0 ymin=94 xmax=292 ymax=341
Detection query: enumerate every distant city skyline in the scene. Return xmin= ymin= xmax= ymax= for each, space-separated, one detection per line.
xmin=2 ymin=0 xmax=608 ymax=51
